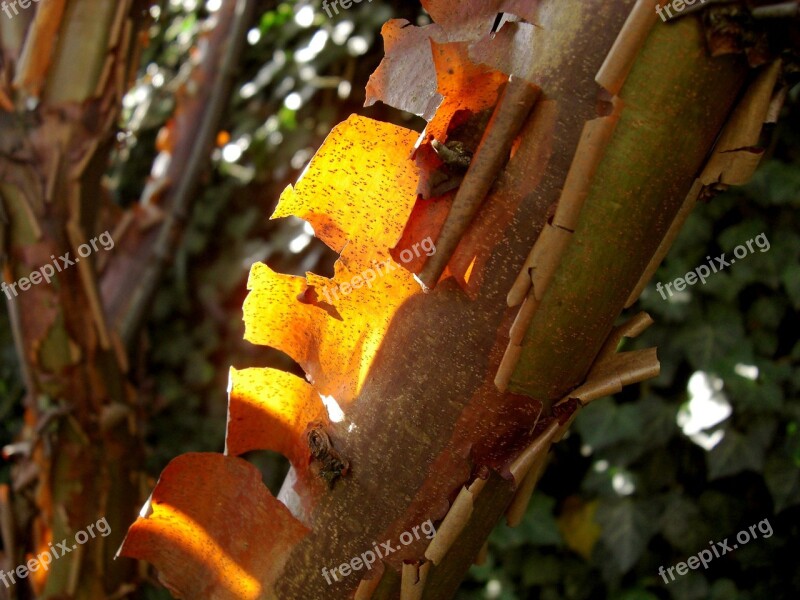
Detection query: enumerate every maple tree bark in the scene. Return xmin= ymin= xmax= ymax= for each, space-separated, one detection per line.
xmin=73 ymin=1 xmax=792 ymax=599
xmin=0 ymin=1 xmax=254 ymax=597
xmin=271 ymin=3 xmax=765 ymax=599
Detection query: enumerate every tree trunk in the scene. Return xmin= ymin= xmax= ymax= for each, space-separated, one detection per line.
xmin=116 ymin=1 xmax=790 ymax=598
xmin=0 ymin=1 xmax=254 ymax=597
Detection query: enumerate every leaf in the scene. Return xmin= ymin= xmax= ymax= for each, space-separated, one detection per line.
xmin=667 ymin=572 xmax=710 ymax=600
xmin=519 ymin=493 xmax=564 ymax=547
xmin=612 ymin=590 xmax=660 ymax=600
xmin=674 ymin=303 xmax=746 ymax=370
xmin=697 ymin=490 xmax=746 ymax=535
xmin=745 ymin=160 xmax=800 ymax=207
xmin=660 ymin=493 xmax=712 ymax=554
xmin=557 ymin=497 xmax=601 ymax=560
xmin=706 ymin=429 xmax=764 ymax=480
xmin=781 ymin=263 xmax=800 ymax=310
xmin=574 ymin=399 xmax=643 ymax=451
xmin=764 ymin=454 xmax=800 ymax=513
xmin=710 ymin=579 xmax=740 ymax=600
xmin=491 ymin=493 xmax=563 ymax=549
xmin=521 ymin=553 xmax=561 ymax=587
xmin=596 ymin=498 xmax=656 ymax=573
xmin=637 ymin=395 xmax=679 ymax=451
xmin=725 ymin=375 xmax=783 ymax=413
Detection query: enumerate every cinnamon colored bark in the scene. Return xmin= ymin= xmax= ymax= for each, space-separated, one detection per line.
xmin=0 ymin=1 xmax=254 ymax=597
xmin=273 ymin=3 xmax=750 ymax=598
xmin=118 ymin=2 xmax=781 ymax=598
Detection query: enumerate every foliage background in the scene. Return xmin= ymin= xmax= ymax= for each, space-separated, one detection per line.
xmin=1 ymin=1 xmax=798 ymax=598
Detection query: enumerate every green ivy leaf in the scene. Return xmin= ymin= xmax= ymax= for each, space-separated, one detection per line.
xmin=575 ymin=400 xmax=643 ymax=452
xmin=521 ymin=553 xmax=561 ymax=587
xmin=660 ymin=493 xmax=712 ymax=554
xmin=781 ymin=263 xmax=800 ymax=310
xmin=675 ymin=303 xmax=747 ymax=370
xmin=596 ymin=498 xmax=656 ymax=573
xmin=612 ymin=589 xmax=660 ymax=600
xmin=490 ymin=493 xmax=563 ymax=549
xmin=746 ymin=160 xmax=800 ymax=207
xmin=764 ymin=454 xmax=800 ymax=513
xmin=709 ymin=579 xmax=739 ymax=600
xmin=706 ymin=429 xmax=764 ymax=480
xmin=667 ymin=572 xmax=710 ymax=600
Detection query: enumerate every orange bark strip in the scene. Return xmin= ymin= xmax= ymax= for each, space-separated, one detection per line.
xmin=552 ymin=96 xmax=624 ymax=230
xmin=226 ymin=367 xmax=325 ymax=467
xmin=505 ymin=451 xmax=548 ymax=527
xmin=247 ymin=116 xmax=428 ymax=402
xmin=421 ymin=0 xmax=538 ymax=40
xmin=12 ymin=0 xmax=68 ymax=97
xmin=391 ymin=193 xmax=453 ymax=274
xmin=400 ymin=560 xmax=430 ymax=600
xmin=120 ymin=453 xmax=309 ymax=599
xmin=354 ymin=566 xmax=385 ymax=600
xmin=272 ymin=115 xmax=419 ymax=256
xmin=424 ymin=477 xmax=487 ymax=565
xmin=66 ymin=221 xmax=111 ymax=350
xmin=364 ymin=19 xmax=445 ymax=119
xmin=243 ymin=255 xmax=421 ymax=403
xmin=596 ymin=311 xmax=654 ymax=362
xmin=508 ymin=420 xmax=561 ymax=483
xmin=426 ymin=41 xmax=509 ymax=142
